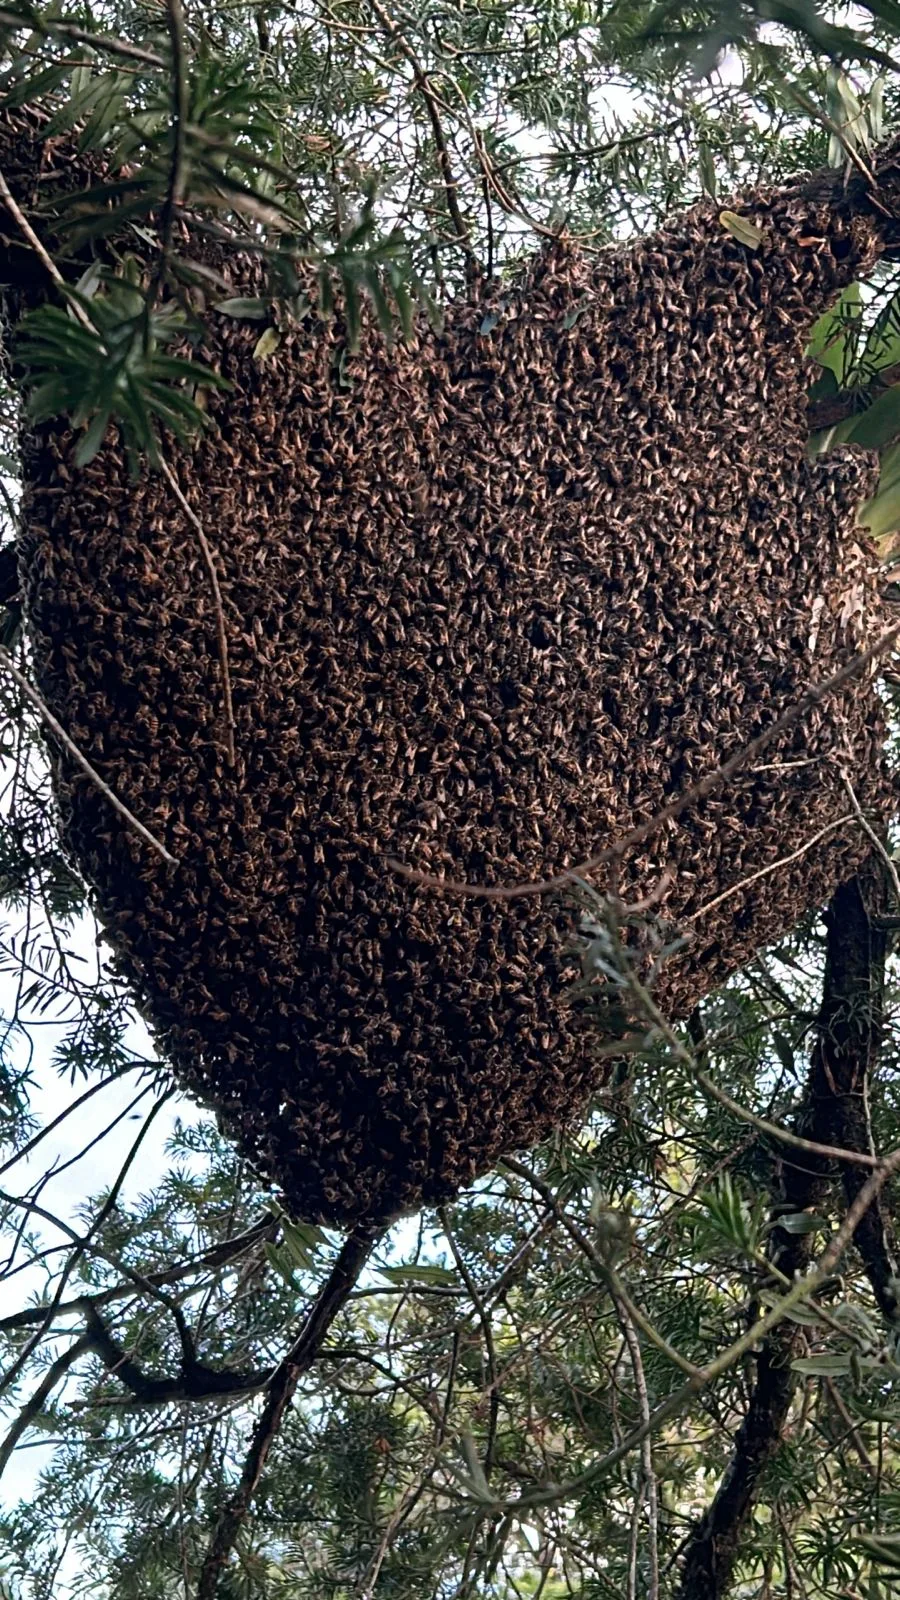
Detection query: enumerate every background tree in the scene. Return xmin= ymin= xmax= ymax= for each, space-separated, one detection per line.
xmin=2 ymin=1 xmax=900 ymax=1596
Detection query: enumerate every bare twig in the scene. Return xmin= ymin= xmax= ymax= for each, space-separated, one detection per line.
xmin=502 ymin=1145 xmax=900 ymax=1518
xmin=0 ymin=1063 xmax=142 ymax=1181
xmin=0 ymin=155 xmax=105 ymax=395
xmin=502 ymin=1157 xmax=700 ymax=1379
xmin=593 ymin=907 xmax=881 ymax=1170
xmin=0 ymin=647 xmax=176 ymax=864
xmin=367 ymin=0 xmax=475 ymax=263
xmin=613 ymin=1292 xmax=660 ymax=1600
xmin=0 ymin=167 xmax=93 ymax=315
xmin=440 ymin=1208 xmax=499 ymax=1477
xmin=840 ymin=768 xmax=900 ymax=908
xmin=0 ymin=1214 xmax=277 ymax=1332
xmin=360 ymin=1330 xmax=461 ymax=1600
xmin=687 ymin=812 xmax=855 ymax=922
xmin=0 ymin=1091 xmax=174 ymax=1401
xmin=159 ymin=459 xmax=236 ymax=766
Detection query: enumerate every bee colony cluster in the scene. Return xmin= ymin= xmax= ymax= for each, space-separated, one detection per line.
xmin=2 ymin=118 xmax=898 ymax=1224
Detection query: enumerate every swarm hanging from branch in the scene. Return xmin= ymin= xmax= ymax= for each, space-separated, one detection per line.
xmin=1 ymin=118 xmax=899 ymax=1225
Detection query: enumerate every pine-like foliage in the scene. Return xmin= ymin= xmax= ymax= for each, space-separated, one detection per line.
xmin=1 ymin=2 xmax=900 ymax=1597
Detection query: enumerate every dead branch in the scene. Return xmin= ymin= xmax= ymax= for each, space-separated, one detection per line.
xmin=0 ymin=647 xmax=176 ymax=865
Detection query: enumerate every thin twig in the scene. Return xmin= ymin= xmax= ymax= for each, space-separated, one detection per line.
xmin=440 ymin=1208 xmax=499 ymax=1477
xmin=0 ymin=168 xmax=63 ymax=290
xmin=0 ymin=167 xmax=95 ymax=331
xmin=159 ymin=459 xmax=236 ymax=766
xmin=360 ymin=1329 xmax=461 ymax=1600
xmin=614 ymin=1291 xmax=660 ymax=1600
xmin=840 ymin=768 xmax=900 ymax=907
xmin=0 ymin=1062 xmax=142 ymax=1181
xmin=0 ymin=1092 xmax=174 ymax=1402
xmin=622 ymin=944 xmax=880 ymax=1169
xmin=387 ymin=619 xmax=900 ymax=900
xmin=0 ymin=10 xmax=166 ymax=66
xmin=687 ymin=812 xmax=855 ymax=922
xmin=824 ymin=1377 xmax=875 ymax=1473
xmin=501 ymin=1146 xmax=900 ymax=1518
xmin=502 ymin=1157 xmax=700 ymax=1378
xmin=0 ymin=1214 xmax=277 ymax=1332
xmin=0 ymin=647 xmax=176 ymax=864
xmin=367 ymin=0 xmax=475 ymax=264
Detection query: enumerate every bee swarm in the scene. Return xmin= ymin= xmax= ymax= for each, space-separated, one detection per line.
xmin=2 ymin=121 xmax=898 ymax=1224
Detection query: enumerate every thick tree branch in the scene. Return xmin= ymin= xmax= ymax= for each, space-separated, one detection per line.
xmin=0 ymin=1333 xmax=92 ymax=1485
xmin=677 ymin=863 xmax=891 ymax=1599
xmin=196 ymin=1223 xmax=381 ymax=1600
xmin=81 ymin=1301 xmax=267 ymax=1406
xmin=818 ymin=867 xmax=900 ymax=1322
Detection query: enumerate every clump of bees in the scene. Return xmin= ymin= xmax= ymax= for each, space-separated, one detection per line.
xmin=1 ymin=116 xmax=898 ymax=1223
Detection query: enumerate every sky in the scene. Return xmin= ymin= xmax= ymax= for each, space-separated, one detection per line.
xmin=0 ymin=904 xmax=205 ymax=1513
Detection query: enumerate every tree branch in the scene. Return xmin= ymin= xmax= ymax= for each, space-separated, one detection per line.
xmin=0 ymin=1334 xmax=92 ymax=1486
xmin=677 ymin=863 xmax=890 ymax=1598
xmin=195 ymin=1223 xmax=382 ymax=1599
xmin=81 ymin=1301 xmax=266 ymax=1406
xmin=819 ymin=866 xmax=900 ymax=1323
xmin=0 ymin=1213 xmax=277 ymax=1332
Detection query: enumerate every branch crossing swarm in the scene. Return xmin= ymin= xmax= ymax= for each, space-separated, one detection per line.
xmin=1 ymin=112 xmax=898 ymax=1223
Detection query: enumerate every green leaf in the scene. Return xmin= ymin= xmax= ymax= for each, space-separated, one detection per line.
xmin=808 ymin=283 xmax=862 ymax=378
xmin=698 ymin=140 xmax=717 ymax=199
xmin=845 ymin=386 xmax=900 ymax=451
xmin=791 ymin=1353 xmax=853 ymax=1375
xmin=391 ymin=276 xmax=415 ymax=341
xmin=343 ymin=279 xmax=362 ymax=351
xmin=859 ymin=1535 xmax=900 ymax=1571
xmin=264 ymin=1241 xmax=299 ymax=1289
xmin=253 ymin=326 xmax=282 ymax=362
xmin=857 ymin=478 xmax=900 ymax=539
xmin=759 ymin=1297 xmax=823 ymax=1327
xmin=280 ymin=1219 xmax=322 ymax=1271
xmin=772 ymin=1030 xmax=795 ymax=1074
xmin=773 ymin=1211 xmax=826 ymax=1235
xmin=378 ymin=1263 xmax=458 ymax=1286
xmin=876 ymin=440 xmax=900 ymax=494
xmin=719 ymin=210 xmax=764 ymax=250
xmin=215 ymin=298 xmax=271 ymax=319
xmin=73 ymin=410 xmax=112 ymax=467
xmin=361 ymin=264 xmax=395 ymax=342
xmin=562 ymin=301 xmax=588 ymax=330
xmin=868 ymin=75 xmax=886 ymax=143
